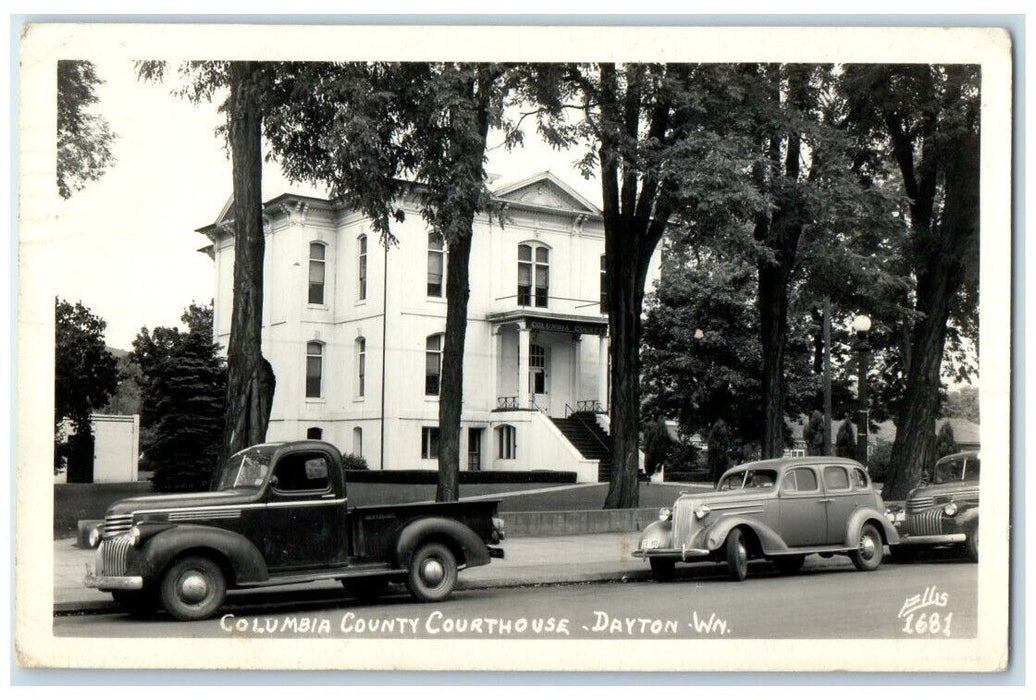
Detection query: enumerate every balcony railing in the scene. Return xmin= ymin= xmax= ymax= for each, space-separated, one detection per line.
xmin=496 ymin=396 xmax=519 ymax=410
xmin=576 ymin=399 xmax=607 ymax=414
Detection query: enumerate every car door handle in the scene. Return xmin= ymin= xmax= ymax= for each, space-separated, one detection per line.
xmin=818 ymin=498 xmax=833 ymax=503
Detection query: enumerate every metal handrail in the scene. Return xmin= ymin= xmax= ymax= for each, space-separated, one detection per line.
xmin=561 ymin=405 xmax=611 ymax=456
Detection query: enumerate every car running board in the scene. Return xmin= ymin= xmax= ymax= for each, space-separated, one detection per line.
xmin=236 ymin=564 xmax=408 ymax=589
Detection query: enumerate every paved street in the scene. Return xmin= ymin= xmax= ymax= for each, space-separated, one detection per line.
xmin=54 ymin=558 xmax=976 ymax=640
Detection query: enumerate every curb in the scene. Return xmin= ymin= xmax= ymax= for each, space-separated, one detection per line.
xmin=54 ymin=568 xmax=654 ymax=616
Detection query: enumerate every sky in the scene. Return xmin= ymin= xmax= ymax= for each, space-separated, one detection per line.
xmin=48 ymin=60 xmax=601 ymax=350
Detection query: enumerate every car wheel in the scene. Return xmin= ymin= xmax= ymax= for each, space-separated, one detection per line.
xmin=111 ymin=589 xmax=155 ymax=617
xmin=888 ymin=545 xmax=917 ymax=564
xmin=159 ymin=556 xmax=227 ymax=621
xmin=772 ymin=555 xmax=805 ymax=575
xmin=725 ymin=528 xmax=749 ymax=581
xmin=649 ymin=558 xmax=675 ymax=582
xmin=343 ymin=577 xmax=390 ymax=602
xmin=965 ymin=523 xmax=979 ymax=562
xmin=406 ymin=542 xmax=458 ymax=603
xmin=849 ymin=523 xmax=884 ymax=571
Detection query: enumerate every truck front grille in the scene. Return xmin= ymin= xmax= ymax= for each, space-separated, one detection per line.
xmin=905 ymin=509 xmax=944 ymax=537
xmin=104 ymin=513 xmax=134 ymax=537
xmin=907 ymin=496 xmax=935 ymax=513
xmin=100 ymin=534 xmax=132 ymax=576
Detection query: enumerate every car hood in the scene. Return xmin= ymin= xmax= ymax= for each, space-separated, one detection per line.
xmin=675 ymin=489 xmax=774 ymax=507
xmin=106 ymin=490 xmax=260 ymax=516
xmin=910 ymin=481 xmax=980 ymax=501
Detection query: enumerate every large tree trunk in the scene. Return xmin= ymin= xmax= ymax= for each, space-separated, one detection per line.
xmin=220 ymin=61 xmax=275 ymax=469
xmin=436 ymin=230 xmax=473 ymax=502
xmin=883 ymin=131 xmax=979 ymax=499
xmin=757 ymin=261 xmax=791 ymax=458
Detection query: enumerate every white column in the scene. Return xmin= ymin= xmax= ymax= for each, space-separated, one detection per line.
xmin=518 ymin=324 xmax=531 ymax=409
xmin=572 ymin=334 xmax=582 ymax=408
xmin=597 ymin=334 xmax=609 ymax=410
xmin=490 ymin=327 xmax=500 ymax=409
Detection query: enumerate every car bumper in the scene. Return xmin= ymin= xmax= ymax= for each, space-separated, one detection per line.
xmin=633 ymin=546 xmax=710 ymax=561
xmin=84 ymin=573 xmax=144 ymax=591
xmin=895 ymin=533 xmax=967 ymax=546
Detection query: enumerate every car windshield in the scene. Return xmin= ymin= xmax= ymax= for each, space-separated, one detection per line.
xmin=717 ymin=469 xmax=778 ymax=491
xmin=933 ymin=457 xmax=980 ymax=484
xmin=216 ymin=447 xmax=276 ymax=490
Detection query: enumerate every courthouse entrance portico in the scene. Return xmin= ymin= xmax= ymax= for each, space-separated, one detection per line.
xmin=488 ymin=311 xmax=609 ymax=418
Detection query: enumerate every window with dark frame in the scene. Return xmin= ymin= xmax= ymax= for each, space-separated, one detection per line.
xmin=356 ymin=337 xmax=366 ymax=398
xmin=306 ymin=427 xmax=323 ymax=440
xmin=427 ymin=233 xmax=445 ymax=297
xmin=599 ymin=254 xmax=608 ymax=313
xmin=425 ymin=334 xmax=443 ymax=396
xmin=305 ymin=341 xmax=323 ymax=398
xmin=496 ymin=424 xmax=516 ymax=460
xmin=421 ymin=427 xmax=440 ymax=459
xmin=358 ymin=234 xmax=368 ymax=300
xmin=518 ymin=243 xmax=550 ymax=308
xmin=308 ymin=242 xmax=326 ymax=305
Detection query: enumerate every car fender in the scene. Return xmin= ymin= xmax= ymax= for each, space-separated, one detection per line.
xmin=130 ymin=524 xmax=269 ymax=586
xmin=845 ymin=507 xmax=899 ymax=547
xmin=637 ymin=520 xmax=673 ymax=549
xmin=395 ymin=517 xmax=490 ymax=570
xmin=699 ymin=516 xmax=789 ymax=556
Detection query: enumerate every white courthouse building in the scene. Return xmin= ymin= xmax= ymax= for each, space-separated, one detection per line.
xmin=199 ymin=172 xmax=661 ymax=482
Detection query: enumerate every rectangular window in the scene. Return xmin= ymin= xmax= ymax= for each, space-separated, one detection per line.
xmin=358 ymin=235 xmax=368 ymax=300
xmin=425 ymin=334 xmax=442 ymax=396
xmin=308 ymin=243 xmax=325 ymax=305
xmin=357 ymin=338 xmax=366 ymax=398
xmin=306 ymin=342 xmax=323 ymax=398
xmin=599 ymin=254 xmax=608 ymax=313
xmin=428 ymin=234 xmax=445 ymax=297
xmin=497 ymin=425 xmax=516 ymax=460
xmin=421 ymin=427 xmax=440 ymax=460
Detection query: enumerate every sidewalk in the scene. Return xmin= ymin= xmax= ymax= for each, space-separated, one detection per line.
xmin=53 ymin=531 xmax=653 ymax=614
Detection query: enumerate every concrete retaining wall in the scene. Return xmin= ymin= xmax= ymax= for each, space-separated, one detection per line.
xmin=499 ymin=508 xmax=658 ymax=537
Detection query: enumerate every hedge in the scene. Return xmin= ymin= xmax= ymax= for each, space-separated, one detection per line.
xmin=343 ymin=469 xmax=577 ymax=484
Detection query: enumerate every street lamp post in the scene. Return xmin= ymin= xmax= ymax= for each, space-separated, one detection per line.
xmin=852 ymin=314 xmax=872 ymax=467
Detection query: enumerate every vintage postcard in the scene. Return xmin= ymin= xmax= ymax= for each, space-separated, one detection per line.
xmin=16 ymin=22 xmax=1012 ymax=672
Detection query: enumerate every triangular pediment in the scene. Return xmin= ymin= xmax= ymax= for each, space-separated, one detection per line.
xmin=493 ymin=172 xmax=601 ymax=215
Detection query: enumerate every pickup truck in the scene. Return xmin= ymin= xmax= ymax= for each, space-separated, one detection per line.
xmin=85 ymin=440 xmax=505 ymax=620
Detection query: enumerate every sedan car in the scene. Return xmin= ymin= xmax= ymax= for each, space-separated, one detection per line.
xmin=634 ymin=457 xmax=899 ymax=581
xmin=885 ymin=451 xmax=979 ymax=563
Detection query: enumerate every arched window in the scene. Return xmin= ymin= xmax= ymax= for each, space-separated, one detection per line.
xmin=518 ymin=243 xmax=550 ymax=308
xmin=353 ymin=427 xmax=363 ymax=457
xmin=356 ymin=337 xmax=366 ymax=398
xmin=306 ymin=341 xmax=323 ymax=398
xmin=427 ymin=233 xmax=445 ymax=297
xmin=308 ymin=242 xmax=326 ymax=305
xmin=425 ymin=333 xmax=443 ymax=396
xmin=358 ymin=234 xmax=368 ymax=300
xmin=306 ymin=427 xmax=323 ymax=440
xmin=496 ymin=424 xmax=516 ymax=460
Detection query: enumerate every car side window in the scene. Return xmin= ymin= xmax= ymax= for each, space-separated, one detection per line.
xmin=823 ymin=466 xmax=851 ymax=491
xmin=272 ymin=453 xmax=331 ymax=493
xmin=784 ymin=467 xmax=818 ymax=493
xmin=851 ymin=468 xmax=870 ymax=490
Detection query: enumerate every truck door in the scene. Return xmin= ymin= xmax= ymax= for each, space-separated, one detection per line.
xmin=261 ymin=450 xmax=345 ymax=572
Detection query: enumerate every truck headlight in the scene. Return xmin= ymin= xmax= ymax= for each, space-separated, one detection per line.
xmin=128 ymin=525 xmax=142 ymax=547
xmin=658 ymin=507 xmax=672 ymax=522
xmin=943 ymin=503 xmax=958 ymax=517
xmin=88 ymin=526 xmax=102 ymax=549
xmin=695 ymin=505 xmax=711 ymax=520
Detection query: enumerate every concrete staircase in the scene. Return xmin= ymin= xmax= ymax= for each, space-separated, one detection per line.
xmin=550 ymin=413 xmax=613 ymax=482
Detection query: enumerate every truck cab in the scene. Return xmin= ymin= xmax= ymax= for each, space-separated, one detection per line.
xmin=85 ymin=440 xmax=505 ymax=620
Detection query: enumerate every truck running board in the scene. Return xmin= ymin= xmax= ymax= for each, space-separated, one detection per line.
xmin=236 ymin=565 xmax=407 ymax=589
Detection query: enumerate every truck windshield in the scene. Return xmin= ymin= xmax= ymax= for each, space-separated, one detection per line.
xmin=933 ymin=457 xmax=980 ymax=484
xmin=216 ymin=448 xmax=275 ymax=490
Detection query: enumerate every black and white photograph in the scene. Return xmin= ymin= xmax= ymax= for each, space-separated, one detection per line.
xmin=14 ymin=21 xmax=1013 ymax=673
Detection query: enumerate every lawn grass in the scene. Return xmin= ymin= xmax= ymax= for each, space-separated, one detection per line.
xmin=53 ymin=480 xmax=712 ymax=537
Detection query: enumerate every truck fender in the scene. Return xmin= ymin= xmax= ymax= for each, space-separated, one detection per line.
xmin=700 ymin=517 xmax=789 ymax=556
xmin=130 ymin=524 xmax=269 ymax=586
xmin=395 ymin=517 xmax=490 ymax=570
xmin=637 ymin=520 xmax=672 ymax=549
xmin=845 ymin=507 xmax=899 ymax=547
xmin=957 ymin=507 xmax=979 ymax=528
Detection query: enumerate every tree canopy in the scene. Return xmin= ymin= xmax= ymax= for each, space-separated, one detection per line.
xmin=57 ymin=60 xmax=116 ymax=199
xmin=54 ymin=298 xmax=119 ymax=434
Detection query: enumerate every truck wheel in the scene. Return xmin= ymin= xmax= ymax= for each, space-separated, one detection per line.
xmin=725 ymin=528 xmax=749 ymax=581
xmin=849 ymin=523 xmax=884 ymax=571
xmin=343 ymin=577 xmax=389 ymax=603
xmin=772 ymin=555 xmax=805 ymax=575
xmin=649 ymin=558 xmax=675 ymax=582
xmin=112 ymin=589 xmax=155 ymax=617
xmin=965 ymin=523 xmax=979 ymax=562
xmin=407 ymin=542 xmax=458 ymax=603
xmin=159 ymin=556 xmax=227 ymax=621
